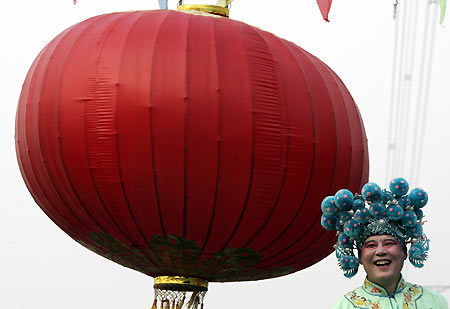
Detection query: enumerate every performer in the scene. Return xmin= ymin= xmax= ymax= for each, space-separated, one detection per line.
xmin=320 ymin=178 xmax=449 ymax=308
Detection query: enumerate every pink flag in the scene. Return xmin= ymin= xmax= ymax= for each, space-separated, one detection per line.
xmin=316 ymin=0 xmax=332 ymax=22
xmin=73 ymin=0 xmax=77 ymax=4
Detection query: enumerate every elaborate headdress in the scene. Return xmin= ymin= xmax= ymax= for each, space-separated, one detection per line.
xmin=321 ymin=178 xmax=429 ymax=278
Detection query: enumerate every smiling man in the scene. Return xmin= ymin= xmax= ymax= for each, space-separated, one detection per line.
xmin=360 ymin=235 xmax=406 ymax=295
xmin=320 ymin=178 xmax=449 ymax=308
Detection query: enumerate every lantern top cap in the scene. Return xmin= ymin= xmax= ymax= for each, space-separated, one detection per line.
xmin=177 ymin=4 xmax=229 ymax=17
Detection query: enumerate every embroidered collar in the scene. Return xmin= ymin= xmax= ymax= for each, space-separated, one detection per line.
xmin=345 ymin=278 xmax=423 ymax=308
xmin=362 ymin=276 xmax=407 ymax=296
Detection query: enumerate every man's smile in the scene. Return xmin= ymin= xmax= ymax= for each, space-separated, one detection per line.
xmin=374 ymin=259 xmax=392 ymax=266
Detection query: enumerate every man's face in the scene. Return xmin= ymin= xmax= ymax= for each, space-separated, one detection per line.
xmin=360 ymin=235 xmax=406 ymax=287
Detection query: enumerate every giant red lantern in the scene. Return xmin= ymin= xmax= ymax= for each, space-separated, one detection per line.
xmin=16 ymin=7 xmax=368 ymax=308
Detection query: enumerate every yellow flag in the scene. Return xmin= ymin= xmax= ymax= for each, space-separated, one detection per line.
xmin=216 ymin=0 xmax=234 ymax=7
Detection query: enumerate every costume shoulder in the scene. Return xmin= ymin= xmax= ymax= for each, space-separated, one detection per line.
xmin=330 ymin=287 xmax=365 ymax=309
xmin=421 ymin=286 xmax=449 ymax=308
xmin=330 ymin=295 xmax=356 ymax=309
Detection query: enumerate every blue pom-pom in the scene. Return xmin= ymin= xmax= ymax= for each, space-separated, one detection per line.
xmin=352 ymin=199 xmax=365 ymax=211
xmin=409 ymin=188 xmax=428 ymax=208
xmin=339 ymin=212 xmax=352 ymax=224
xmin=340 ymin=256 xmax=350 ymax=269
xmin=406 ymin=223 xmax=423 ymax=238
xmin=414 ymin=208 xmax=424 ymax=221
xmin=321 ymin=214 xmax=337 ymax=230
xmin=335 ymin=189 xmax=354 ymax=211
xmin=409 ymin=245 xmax=424 ymax=259
xmin=380 ymin=190 xmax=394 ymax=204
xmin=361 ymin=182 xmax=382 ymax=202
xmin=369 ymin=202 xmax=387 ymax=218
xmin=408 ymin=245 xmax=427 ymax=268
xmin=414 ymin=241 xmax=427 ymax=252
xmin=354 ymin=208 xmax=371 ymax=224
xmin=344 ymin=219 xmax=361 ymax=237
xmin=341 ymin=256 xmax=359 ymax=278
xmin=389 ymin=177 xmax=409 ymax=197
xmin=408 ymin=243 xmax=427 ymax=268
xmin=337 ymin=233 xmax=353 ymax=249
xmin=386 ymin=204 xmax=404 ymax=221
xmin=401 ymin=211 xmax=418 ymax=228
xmin=398 ymin=195 xmax=411 ymax=209
xmin=347 ymin=256 xmax=359 ymax=269
xmin=321 ymin=196 xmax=338 ymax=215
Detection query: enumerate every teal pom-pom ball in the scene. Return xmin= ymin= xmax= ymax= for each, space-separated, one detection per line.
xmin=335 ymin=189 xmax=354 ymax=211
xmin=380 ymin=190 xmax=394 ymax=204
xmin=339 ymin=212 xmax=352 ymax=224
xmin=414 ymin=241 xmax=427 ymax=252
xmin=340 ymin=256 xmax=350 ymax=269
xmin=389 ymin=177 xmax=409 ymax=197
xmin=338 ymin=233 xmax=353 ymax=249
xmin=352 ymin=199 xmax=365 ymax=211
xmin=369 ymin=202 xmax=387 ymax=218
xmin=408 ymin=244 xmax=426 ymax=268
xmin=344 ymin=219 xmax=361 ymax=237
xmin=406 ymin=223 xmax=423 ymax=238
xmin=409 ymin=245 xmax=423 ymax=259
xmin=321 ymin=196 xmax=337 ymax=215
xmin=361 ymin=182 xmax=381 ymax=202
xmin=414 ymin=208 xmax=424 ymax=221
xmin=386 ymin=204 xmax=404 ymax=221
xmin=321 ymin=214 xmax=337 ymax=230
xmin=354 ymin=208 xmax=371 ymax=224
xmin=342 ymin=256 xmax=359 ymax=278
xmin=347 ymin=256 xmax=359 ymax=268
xmin=401 ymin=211 xmax=418 ymax=228
xmin=410 ymin=188 xmax=428 ymax=208
xmin=398 ymin=195 xmax=411 ymax=209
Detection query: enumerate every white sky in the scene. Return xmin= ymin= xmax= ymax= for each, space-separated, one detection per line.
xmin=1 ymin=0 xmax=449 ymax=308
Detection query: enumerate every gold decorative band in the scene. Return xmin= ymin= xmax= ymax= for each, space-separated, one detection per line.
xmin=177 ymin=4 xmax=229 ymax=18
xmin=154 ymin=276 xmax=209 ymax=292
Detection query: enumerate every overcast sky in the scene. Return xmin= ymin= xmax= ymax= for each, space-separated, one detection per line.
xmin=1 ymin=0 xmax=449 ymax=308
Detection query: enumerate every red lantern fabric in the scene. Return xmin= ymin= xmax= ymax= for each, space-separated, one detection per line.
xmin=16 ymin=10 xmax=368 ymax=282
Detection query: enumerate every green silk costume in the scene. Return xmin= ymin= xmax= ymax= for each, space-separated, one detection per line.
xmin=331 ymin=276 xmax=448 ymax=309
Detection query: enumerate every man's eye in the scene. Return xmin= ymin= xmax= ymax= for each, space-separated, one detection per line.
xmin=366 ymin=244 xmax=376 ymax=248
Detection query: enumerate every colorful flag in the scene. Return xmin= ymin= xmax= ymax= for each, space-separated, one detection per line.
xmin=438 ymin=0 xmax=447 ymax=24
xmin=158 ymin=0 xmax=168 ymax=9
xmin=316 ymin=0 xmax=332 ymax=22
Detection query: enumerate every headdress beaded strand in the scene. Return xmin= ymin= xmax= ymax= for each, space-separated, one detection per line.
xmin=320 ymin=178 xmax=429 ymax=278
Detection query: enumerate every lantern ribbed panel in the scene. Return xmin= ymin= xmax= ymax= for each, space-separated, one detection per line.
xmin=16 ymin=10 xmax=369 ymax=282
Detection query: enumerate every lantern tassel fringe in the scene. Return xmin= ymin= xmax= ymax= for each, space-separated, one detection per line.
xmin=153 ymin=289 xmax=206 ymax=309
